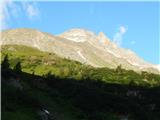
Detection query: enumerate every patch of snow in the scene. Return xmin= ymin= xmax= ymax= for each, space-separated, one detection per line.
xmin=127 ymin=59 xmax=140 ymax=66
xmin=106 ymin=49 xmax=121 ymax=58
xmin=139 ymin=66 xmax=145 ymax=70
xmin=77 ymin=50 xmax=86 ymax=60
xmin=126 ymin=60 xmax=160 ymax=73
xmin=126 ymin=59 xmax=147 ymax=68
xmin=64 ymin=36 xmax=86 ymax=42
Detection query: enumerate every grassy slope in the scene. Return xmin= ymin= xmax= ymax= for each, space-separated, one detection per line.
xmin=2 ymin=45 xmax=160 ymax=86
xmin=1 ymin=45 xmax=89 ymax=78
xmin=1 ymin=45 xmax=160 ymax=120
xmin=1 ymin=45 xmax=160 ymax=86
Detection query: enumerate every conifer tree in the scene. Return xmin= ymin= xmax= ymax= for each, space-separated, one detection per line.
xmin=1 ymin=54 xmax=10 ymax=70
xmin=14 ymin=61 xmax=22 ymax=73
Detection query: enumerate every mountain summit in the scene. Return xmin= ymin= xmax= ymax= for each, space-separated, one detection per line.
xmin=59 ymin=28 xmax=96 ymax=42
xmin=1 ymin=28 xmax=159 ymax=74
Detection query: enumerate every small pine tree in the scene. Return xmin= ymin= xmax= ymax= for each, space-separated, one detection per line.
xmin=116 ymin=65 xmax=122 ymax=74
xmin=45 ymin=71 xmax=52 ymax=79
xmin=14 ymin=61 xmax=22 ymax=73
xmin=129 ymin=80 xmax=137 ymax=86
xmin=1 ymin=54 xmax=10 ymax=70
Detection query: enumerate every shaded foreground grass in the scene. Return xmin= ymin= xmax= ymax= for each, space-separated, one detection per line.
xmin=2 ymin=68 xmax=160 ymax=120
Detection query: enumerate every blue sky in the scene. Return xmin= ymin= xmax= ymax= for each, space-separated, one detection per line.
xmin=1 ymin=1 xmax=159 ymax=64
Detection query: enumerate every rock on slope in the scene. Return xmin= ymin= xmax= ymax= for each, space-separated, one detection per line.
xmin=1 ymin=28 xmax=159 ymax=74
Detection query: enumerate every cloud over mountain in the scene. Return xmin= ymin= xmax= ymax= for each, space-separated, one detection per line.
xmin=113 ymin=25 xmax=127 ymax=46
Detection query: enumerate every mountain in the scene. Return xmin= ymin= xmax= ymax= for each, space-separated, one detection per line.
xmin=1 ymin=30 xmax=160 ymax=120
xmin=1 ymin=28 xmax=159 ymax=74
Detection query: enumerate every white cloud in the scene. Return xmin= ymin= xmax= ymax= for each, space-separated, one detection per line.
xmin=26 ymin=4 xmax=39 ymax=19
xmin=22 ymin=2 xmax=39 ymax=20
xmin=0 ymin=0 xmax=16 ymax=30
xmin=0 ymin=0 xmax=40 ymax=30
xmin=119 ymin=26 xmax=126 ymax=34
xmin=113 ymin=25 xmax=127 ymax=46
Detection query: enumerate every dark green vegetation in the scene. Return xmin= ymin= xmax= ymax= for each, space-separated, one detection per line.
xmin=1 ymin=45 xmax=160 ymax=120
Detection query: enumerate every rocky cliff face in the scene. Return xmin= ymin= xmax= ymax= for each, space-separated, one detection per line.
xmin=1 ymin=28 xmax=159 ymax=74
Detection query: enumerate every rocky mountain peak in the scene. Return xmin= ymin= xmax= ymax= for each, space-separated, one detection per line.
xmin=97 ymin=32 xmax=110 ymax=45
xmin=58 ymin=28 xmax=96 ymax=42
xmin=1 ymin=28 xmax=159 ymax=74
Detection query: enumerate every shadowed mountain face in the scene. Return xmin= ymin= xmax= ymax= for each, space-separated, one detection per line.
xmin=1 ymin=28 xmax=159 ymax=74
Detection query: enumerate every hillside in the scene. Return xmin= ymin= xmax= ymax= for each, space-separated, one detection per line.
xmin=1 ymin=45 xmax=160 ymax=120
xmin=1 ymin=45 xmax=160 ymax=86
xmin=1 ymin=28 xmax=159 ymax=74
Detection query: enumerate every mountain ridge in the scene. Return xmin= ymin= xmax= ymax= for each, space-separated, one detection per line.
xmin=1 ymin=28 xmax=159 ymax=74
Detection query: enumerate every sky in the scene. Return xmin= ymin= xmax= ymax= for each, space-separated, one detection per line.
xmin=0 ymin=1 xmax=159 ymax=64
